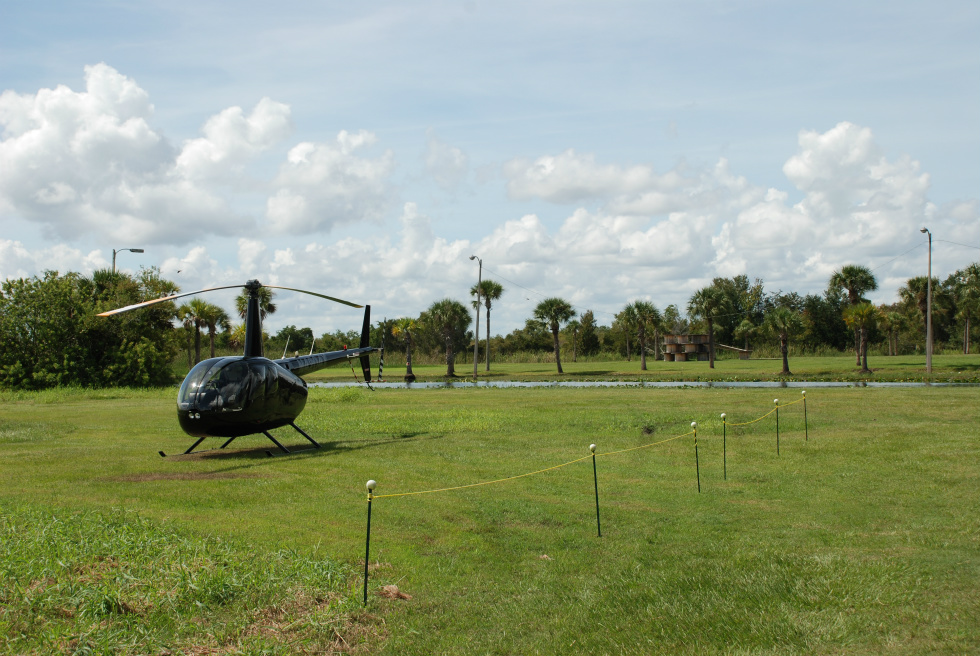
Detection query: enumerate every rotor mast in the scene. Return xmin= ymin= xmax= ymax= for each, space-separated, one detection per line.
xmin=244 ymin=279 xmax=264 ymax=357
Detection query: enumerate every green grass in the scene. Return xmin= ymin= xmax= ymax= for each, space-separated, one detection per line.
xmin=1 ymin=384 xmax=978 ymax=654
xmin=305 ymin=352 xmax=980 ymax=383
xmin=0 ymin=505 xmax=371 ymax=655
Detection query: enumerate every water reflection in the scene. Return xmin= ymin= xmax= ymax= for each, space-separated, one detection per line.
xmin=312 ymin=380 xmax=975 ymax=389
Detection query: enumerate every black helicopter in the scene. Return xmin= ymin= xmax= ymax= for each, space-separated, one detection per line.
xmin=98 ymin=279 xmax=380 ymax=457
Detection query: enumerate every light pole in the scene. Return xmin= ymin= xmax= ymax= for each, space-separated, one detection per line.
xmin=920 ymin=228 xmax=932 ymax=373
xmin=112 ymin=247 xmax=144 ymax=274
xmin=469 ymin=255 xmax=481 ymax=379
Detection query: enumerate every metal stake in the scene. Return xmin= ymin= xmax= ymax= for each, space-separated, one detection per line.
xmin=692 ymin=422 xmax=700 ymax=493
xmin=802 ymin=390 xmax=808 ymax=441
xmin=721 ymin=413 xmax=727 ymax=480
xmin=774 ymin=399 xmax=780 ymax=455
xmin=363 ymin=480 xmax=376 ymax=605
xmin=590 ymin=444 xmax=601 ymax=537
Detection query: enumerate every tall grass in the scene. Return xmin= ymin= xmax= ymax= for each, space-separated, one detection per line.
xmin=0 ymin=504 xmax=375 ymax=655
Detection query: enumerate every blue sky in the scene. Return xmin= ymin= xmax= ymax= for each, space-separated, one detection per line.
xmin=2 ymin=1 xmax=978 ymax=335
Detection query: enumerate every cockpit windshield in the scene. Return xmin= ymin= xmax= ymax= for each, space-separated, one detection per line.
xmin=178 ymin=358 xmax=251 ymax=412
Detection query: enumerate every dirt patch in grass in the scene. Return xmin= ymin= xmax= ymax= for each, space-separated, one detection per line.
xmin=110 ymin=471 xmax=270 ymax=482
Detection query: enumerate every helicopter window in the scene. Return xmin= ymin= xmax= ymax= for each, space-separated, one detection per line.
xmin=209 ymin=360 xmax=250 ymax=411
xmin=178 ymin=359 xmax=223 ymax=408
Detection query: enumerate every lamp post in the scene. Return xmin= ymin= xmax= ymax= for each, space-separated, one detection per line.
xmin=920 ymin=228 xmax=932 ymax=373
xmin=112 ymin=247 xmax=144 ymax=274
xmin=469 ymin=255 xmax=481 ymax=379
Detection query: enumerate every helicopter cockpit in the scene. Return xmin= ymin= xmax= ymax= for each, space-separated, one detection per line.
xmin=179 ymin=357 xmax=252 ymax=413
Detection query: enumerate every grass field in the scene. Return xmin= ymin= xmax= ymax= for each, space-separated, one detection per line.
xmin=1 ymin=378 xmax=978 ymax=653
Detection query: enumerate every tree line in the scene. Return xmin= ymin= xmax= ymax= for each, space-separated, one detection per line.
xmin=383 ymin=263 xmax=980 ymax=377
xmin=1 ymin=262 xmax=977 ymax=388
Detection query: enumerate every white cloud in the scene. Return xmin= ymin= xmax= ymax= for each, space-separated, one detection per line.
xmin=0 ymin=64 xmax=249 ymax=243
xmin=176 ymin=97 xmax=292 ymax=181
xmin=503 ymin=149 xmax=678 ymax=204
xmin=4 ymin=97 xmax=977 ymax=334
xmin=266 ymin=130 xmax=395 ymax=233
xmin=0 ymin=239 xmax=105 ymax=279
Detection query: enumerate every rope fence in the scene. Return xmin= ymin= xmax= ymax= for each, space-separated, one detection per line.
xmin=361 ymin=390 xmax=811 ymax=604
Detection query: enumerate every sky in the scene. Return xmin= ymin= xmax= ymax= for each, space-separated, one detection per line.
xmin=2 ymin=0 xmax=978 ymax=336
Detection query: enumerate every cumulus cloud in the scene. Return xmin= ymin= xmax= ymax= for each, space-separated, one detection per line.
xmin=0 ymin=64 xmax=254 ymax=243
xmin=175 ymin=97 xmax=292 ymax=181
xmin=503 ymin=149 xmax=691 ymax=204
xmin=266 ymin=130 xmax=395 ymax=234
xmin=497 ymin=123 xmax=976 ymax=303
xmin=1 ymin=65 xmax=399 ymax=245
xmin=4 ymin=110 xmax=977 ymax=334
xmin=0 ymin=239 xmax=106 ymax=279
xmin=711 ymin=121 xmax=943 ymax=290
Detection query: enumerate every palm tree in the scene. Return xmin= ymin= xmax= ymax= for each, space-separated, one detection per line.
xmin=829 ymin=265 xmax=878 ymax=365
xmin=422 ymin=299 xmax=472 ymax=377
xmin=534 ymin=298 xmax=575 ymax=374
xmin=184 ymin=298 xmax=208 ymax=363
xmin=843 ymin=302 xmax=879 ymax=373
xmin=734 ymin=318 xmax=758 ymax=352
xmin=626 ymin=301 xmax=661 ymax=371
xmin=176 ymin=303 xmax=196 ymax=368
xmin=616 ymin=306 xmax=636 ymax=361
xmin=189 ymin=298 xmax=230 ymax=359
xmin=564 ymin=319 xmax=581 ymax=363
xmin=471 ymin=280 xmax=504 ymax=371
xmin=877 ymin=310 xmax=899 ymax=356
xmin=687 ymin=286 xmax=729 ymax=368
xmin=764 ymin=307 xmax=803 ymax=375
xmin=898 ymin=276 xmax=935 ymax=340
xmin=955 ymin=263 xmax=980 ymax=354
xmin=235 ymin=286 xmax=277 ymax=320
xmin=391 ymin=317 xmax=419 ymax=382
xmin=229 ymin=323 xmax=247 ymax=351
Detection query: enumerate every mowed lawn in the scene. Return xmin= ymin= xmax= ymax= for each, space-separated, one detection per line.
xmin=1 ymin=384 xmax=978 ymax=654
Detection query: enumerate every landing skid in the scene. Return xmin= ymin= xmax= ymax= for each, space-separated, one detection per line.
xmin=160 ymin=422 xmax=322 ymax=458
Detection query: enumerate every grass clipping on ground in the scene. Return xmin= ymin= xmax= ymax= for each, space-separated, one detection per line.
xmin=0 ymin=504 xmax=381 ymax=655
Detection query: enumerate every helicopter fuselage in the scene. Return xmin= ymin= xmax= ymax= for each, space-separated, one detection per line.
xmin=177 ymin=356 xmax=308 ymax=438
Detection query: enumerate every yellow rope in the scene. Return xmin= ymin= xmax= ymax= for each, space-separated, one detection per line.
xmin=596 ymin=430 xmax=693 ymax=457
xmin=724 ymin=407 xmax=776 ymax=427
xmin=372 ymin=394 xmax=811 ymax=501
xmin=373 ymin=430 xmax=695 ymax=500
xmin=373 ymin=454 xmax=594 ymax=499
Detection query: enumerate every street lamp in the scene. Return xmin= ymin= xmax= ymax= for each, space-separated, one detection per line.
xmin=920 ymin=228 xmax=932 ymax=373
xmin=112 ymin=247 xmax=144 ymax=274
xmin=469 ymin=255 xmax=481 ymax=379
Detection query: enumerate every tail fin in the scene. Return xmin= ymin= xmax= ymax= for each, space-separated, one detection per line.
xmin=377 ymin=317 xmax=386 ymax=382
xmin=359 ymin=305 xmax=372 ymax=382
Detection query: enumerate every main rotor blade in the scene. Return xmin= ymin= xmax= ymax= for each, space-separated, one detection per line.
xmin=264 ymin=285 xmax=363 ymax=308
xmin=96 ymin=284 xmax=244 ymax=316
